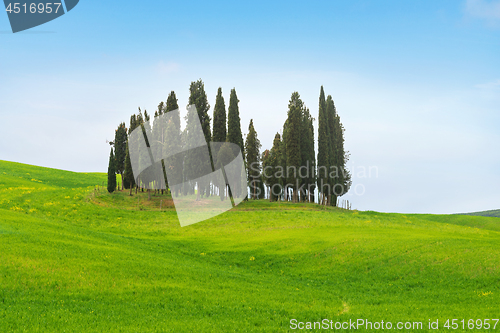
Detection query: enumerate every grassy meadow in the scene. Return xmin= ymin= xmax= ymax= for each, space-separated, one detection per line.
xmin=0 ymin=160 xmax=499 ymax=332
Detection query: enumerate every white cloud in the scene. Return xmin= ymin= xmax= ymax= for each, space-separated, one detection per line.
xmin=465 ymin=0 xmax=500 ymax=23
xmin=475 ymin=78 xmax=500 ymax=90
xmin=157 ymin=61 xmax=180 ymax=74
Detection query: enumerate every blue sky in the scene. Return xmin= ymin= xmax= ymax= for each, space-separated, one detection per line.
xmin=1 ymin=0 xmax=499 ymax=214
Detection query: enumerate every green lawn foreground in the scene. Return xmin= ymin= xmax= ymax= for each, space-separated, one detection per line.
xmin=0 ymin=160 xmax=499 ymax=332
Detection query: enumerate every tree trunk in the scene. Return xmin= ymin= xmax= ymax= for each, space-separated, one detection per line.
xmin=253 ymin=179 xmax=256 ymax=199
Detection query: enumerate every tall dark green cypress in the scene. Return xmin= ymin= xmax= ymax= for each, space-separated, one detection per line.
xmin=211 ymin=88 xmax=228 ymax=198
xmin=245 ymin=119 xmax=261 ymax=199
xmin=301 ymin=107 xmax=316 ymax=202
xmin=164 ymin=90 xmax=181 ymax=197
xmin=123 ymin=141 xmax=134 ymax=193
xmin=123 ymin=114 xmax=139 ymax=193
xmin=135 ymin=108 xmax=148 ymax=192
xmin=188 ymin=80 xmax=211 ymax=197
xmin=165 ymin=91 xmax=180 ymax=129
xmin=188 ymin=79 xmax=211 ymax=145
xmin=107 ymin=148 xmax=116 ymax=193
xmin=333 ymin=109 xmax=352 ymax=200
xmin=280 ymin=121 xmax=288 ymax=201
xmin=267 ymin=133 xmax=283 ymax=201
xmin=326 ymin=95 xmax=336 ymax=205
xmin=151 ymin=111 xmax=166 ymax=193
xmin=212 ymin=87 xmax=227 ymax=143
xmin=261 ymin=149 xmax=271 ymax=200
xmin=114 ymin=122 xmax=127 ymax=190
xmin=163 ymin=118 xmax=183 ymax=197
xmin=317 ymin=86 xmax=330 ymax=205
xmin=157 ymin=101 xmax=164 ymax=116
xmin=227 ymin=88 xmax=244 ymax=155
xmin=227 ymin=88 xmax=245 ymax=198
xmin=285 ymin=92 xmax=303 ymax=203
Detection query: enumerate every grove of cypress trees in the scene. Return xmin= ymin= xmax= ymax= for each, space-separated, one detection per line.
xmin=107 ymin=148 xmax=116 ymax=193
xmin=245 ymin=119 xmax=261 ymax=199
xmin=212 ymin=87 xmax=227 ymax=143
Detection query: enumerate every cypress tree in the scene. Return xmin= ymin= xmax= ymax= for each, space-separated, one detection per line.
xmin=280 ymin=122 xmax=288 ymax=201
xmin=257 ymin=174 xmax=266 ymax=199
xmin=151 ymin=111 xmax=166 ymax=194
xmin=285 ymin=92 xmax=303 ymax=203
xmin=123 ymin=141 xmax=134 ymax=194
xmin=317 ymin=86 xmax=330 ymax=205
xmin=157 ymin=101 xmax=164 ymax=116
xmin=114 ymin=122 xmax=127 ymax=190
xmin=123 ymin=114 xmax=139 ymax=194
xmin=245 ymin=119 xmax=261 ymax=199
xmin=212 ymin=87 xmax=227 ymax=143
xmin=333 ymin=109 xmax=352 ymax=201
xmin=326 ymin=95 xmax=336 ymax=205
xmin=227 ymin=88 xmax=244 ymax=155
xmin=107 ymin=148 xmax=116 ymax=193
xmin=214 ymin=142 xmax=235 ymax=200
xmin=301 ymin=107 xmax=316 ymax=202
xmin=261 ymin=149 xmax=271 ymax=200
xmin=188 ymin=79 xmax=211 ymax=197
xmin=164 ymin=91 xmax=181 ymax=197
xmin=184 ymin=103 xmax=207 ymax=200
xmin=227 ymin=88 xmax=245 ymax=198
xmin=267 ymin=133 xmax=283 ymax=201
xmin=189 ymin=79 xmax=211 ymax=145
xmin=135 ymin=108 xmax=148 ymax=192
xmin=165 ymin=91 xmax=180 ymax=129
xmin=142 ymin=109 xmax=154 ymax=199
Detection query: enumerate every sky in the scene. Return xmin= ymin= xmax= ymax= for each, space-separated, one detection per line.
xmin=1 ymin=0 xmax=499 ymax=214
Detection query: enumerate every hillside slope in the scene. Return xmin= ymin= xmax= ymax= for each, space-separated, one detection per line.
xmin=458 ymin=209 xmax=500 ymax=218
xmin=1 ymin=160 xmax=499 ymax=332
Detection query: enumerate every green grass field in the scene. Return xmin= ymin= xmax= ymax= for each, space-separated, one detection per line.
xmin=1 ymin=160 xmax=499 ymax=332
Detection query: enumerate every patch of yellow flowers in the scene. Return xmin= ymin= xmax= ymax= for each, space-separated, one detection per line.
xmin=476 ymin=291 xmax=493 ymax=297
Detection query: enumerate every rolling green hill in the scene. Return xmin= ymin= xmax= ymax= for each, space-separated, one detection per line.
xmin=458 ymin=209 xmax=500 ymax=218
xmin=0 ymin=160 xmax=499 ymax=332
